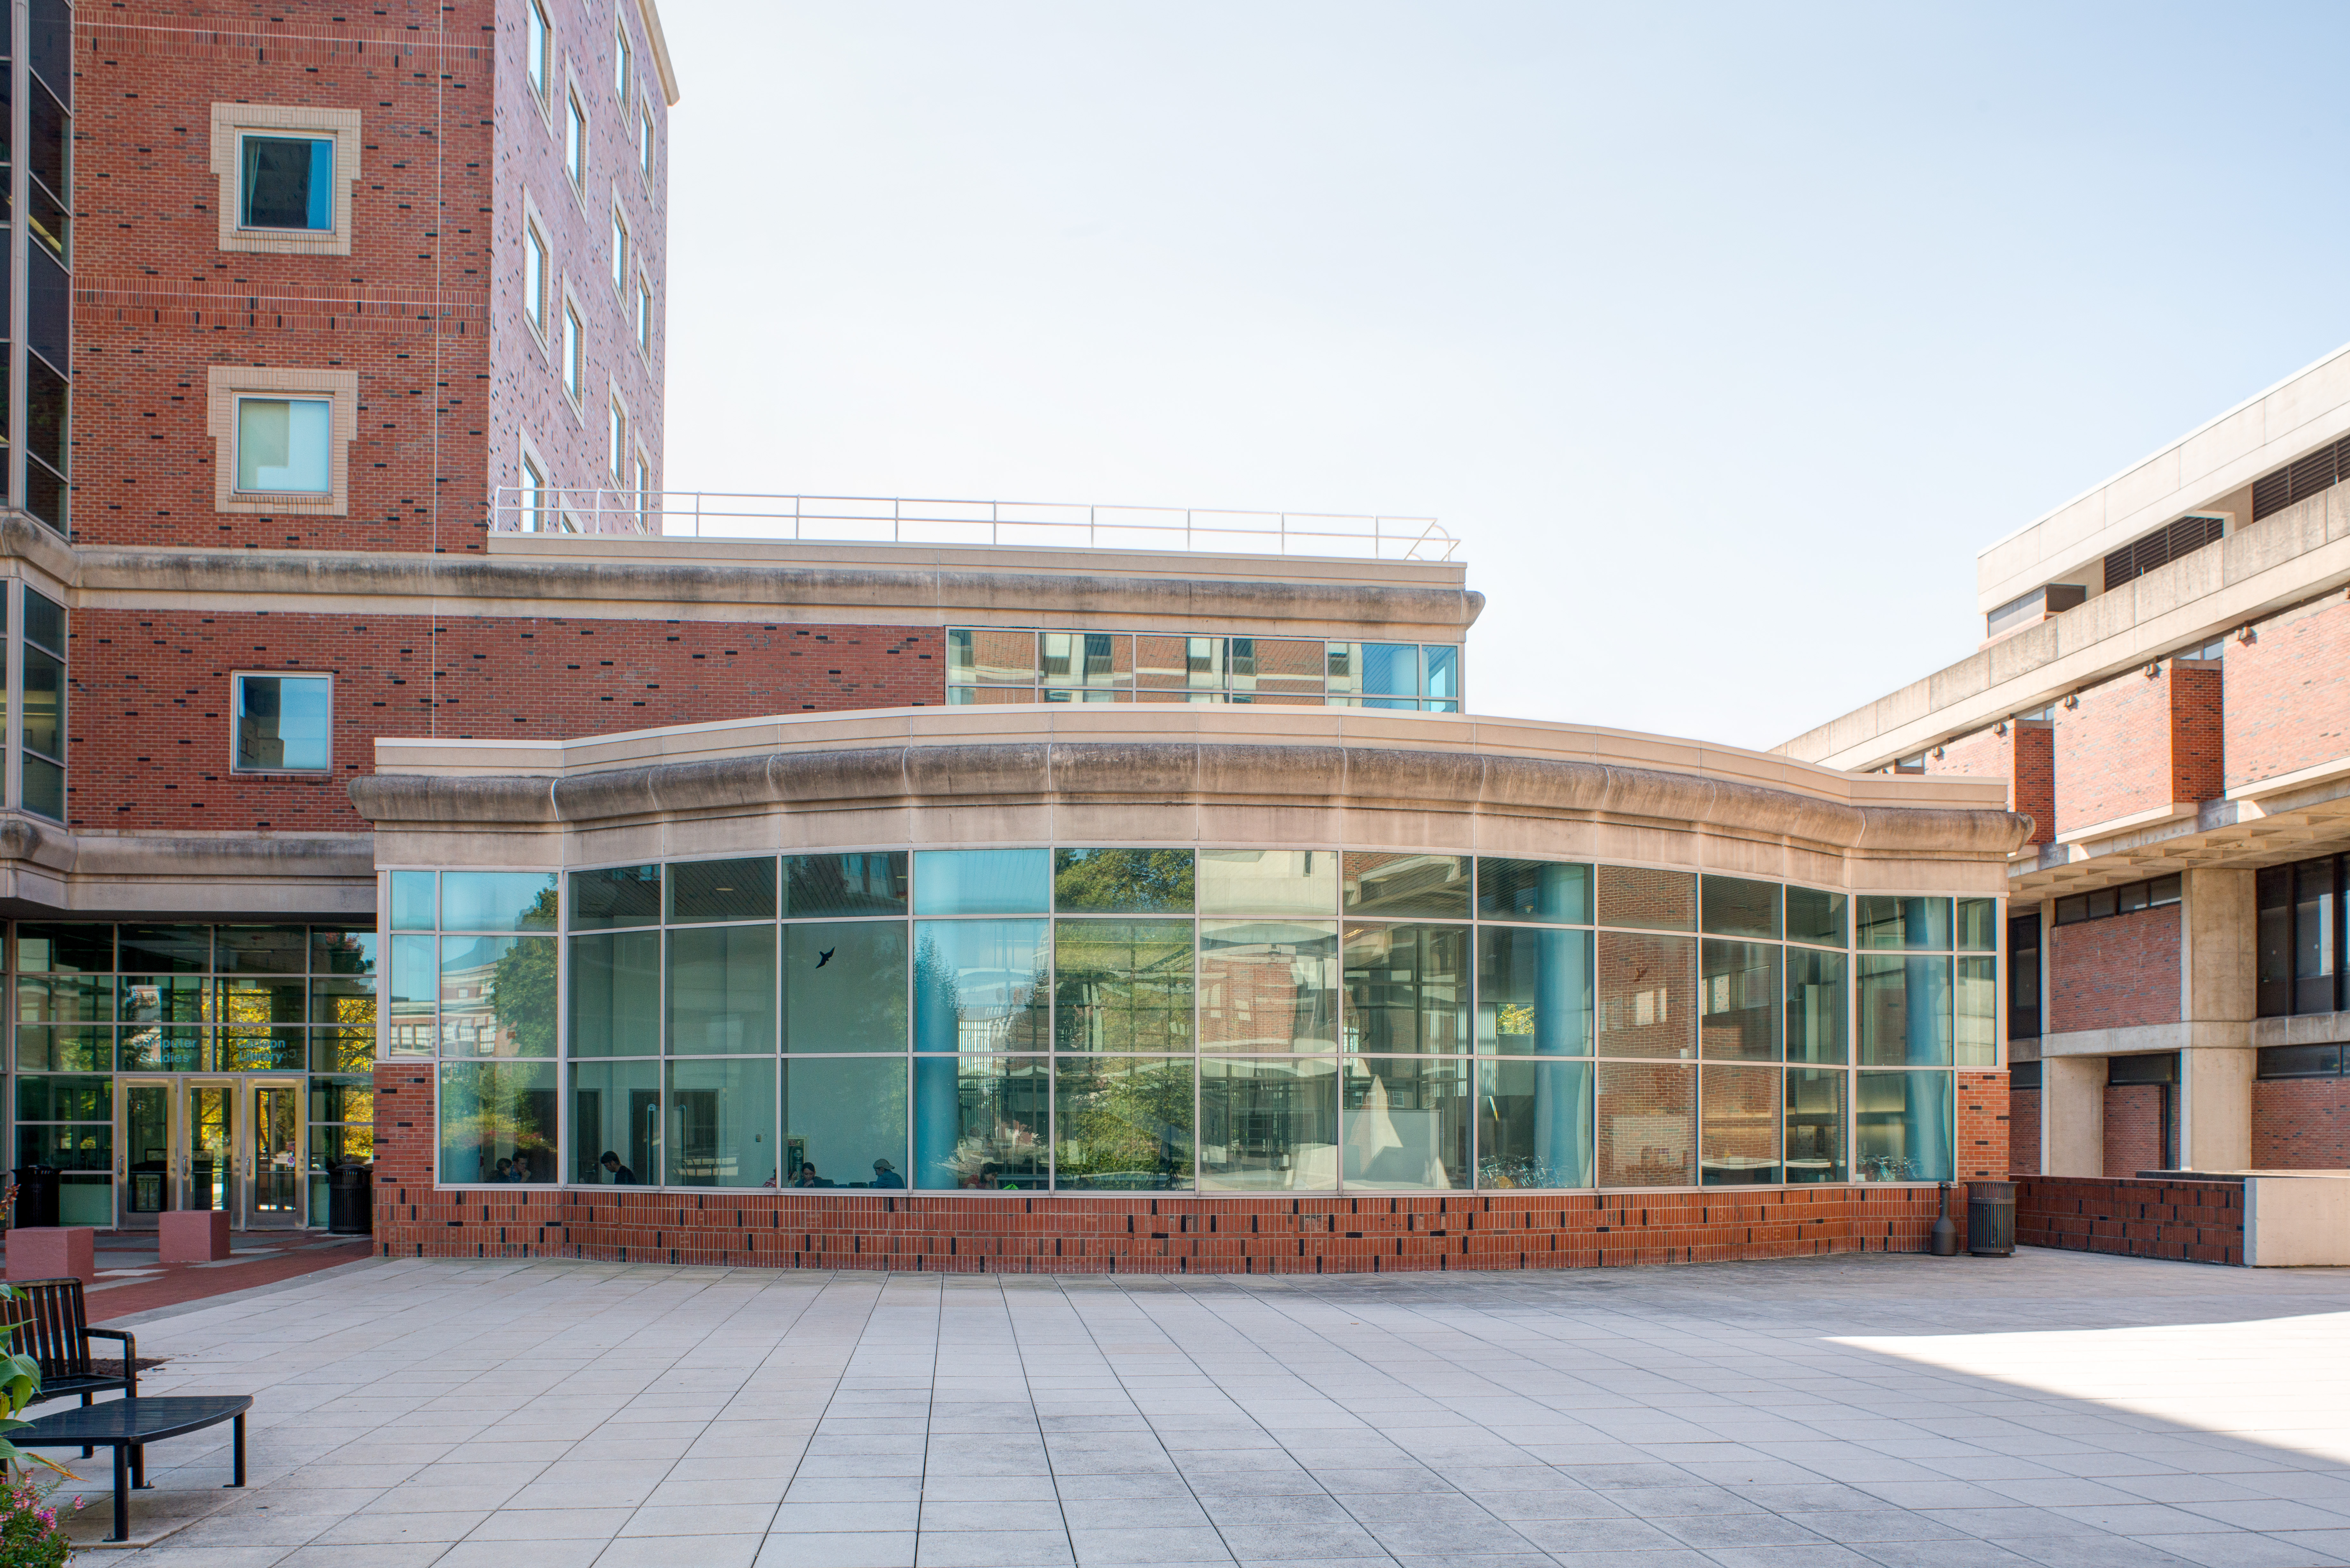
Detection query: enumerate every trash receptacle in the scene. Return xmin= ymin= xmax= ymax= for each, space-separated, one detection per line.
xmin=12 ymin=1166 xmax=58 ymax=1231
xmin=1967 ymin=1179 xmax=2016 ymax=1257
xmin=328 ymin=1161 xmax=374 ymax=1236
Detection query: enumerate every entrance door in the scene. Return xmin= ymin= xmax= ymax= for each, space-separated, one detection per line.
xmin=186 ymin=1080 xmax=237 ymax=1219
xmin=248 ymin=1080 xmax=304 ymax=1228
xmin=120 ymin=1080 xmax=174 ymax=1231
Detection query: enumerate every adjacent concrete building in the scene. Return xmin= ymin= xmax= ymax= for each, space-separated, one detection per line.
xmin=1782 ymin=340 xmax=2350 ymax=1182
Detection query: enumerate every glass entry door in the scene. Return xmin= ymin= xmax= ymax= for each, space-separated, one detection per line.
xmin=187 ymin=1080 xmax=237 ymax=1218
xmin=248 ymin=1080 xmax=304 ymax=1228
xmin=121 ymin=1080 xmax=174 ymax=1231
xmin=114 ymin=1077 xmax=311 ymax=1229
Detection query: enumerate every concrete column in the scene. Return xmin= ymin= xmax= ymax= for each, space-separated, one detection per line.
xmin=2043 ymin=1054 xmax=2106 ymax=1177
xmin=2179 ymin=1047 xmax=2253 ymax=1171
xmin=2180 ymin=868 xmax=2256 ymax=1171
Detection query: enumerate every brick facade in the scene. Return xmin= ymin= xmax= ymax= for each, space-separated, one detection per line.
xmin=68 ymin=609 xmax=944 ymax=832
xmin=2049 ymin=905 xmax=2179 ymax=1034
xmin=2014 ymin=1174 xmax=2242 ymax=1265
xmin=2050 ymin=661 xmax=2223 ymax=838
xmin=2008 ymin=1084 xmax=2040 ymax=1174
xmin=2251 ymin=1076 xmax=2350 ymax=1167
xmin=2224 ymin=592 xmax=2350 ymax=791
xmin=1923 ymin=722 xmax=2053 ymax=845
xmin=2102 ymin=1081 xmax=2171 ymax=1176
xmin=1958 ymin=1068 xmax=2008 ymax=1182
xmin=373 ymin=1060 xmax=2000 ymax=1272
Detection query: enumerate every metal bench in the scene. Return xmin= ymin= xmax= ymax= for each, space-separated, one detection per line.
xmin=11 ymin=1395 xmax=250 ymax=1542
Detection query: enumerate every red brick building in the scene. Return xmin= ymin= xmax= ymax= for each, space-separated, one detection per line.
xmin=1783 ymin=342 xmax=2350 ymax=1184
xmin=0 ymin=0 xmax=2028 ymax=1272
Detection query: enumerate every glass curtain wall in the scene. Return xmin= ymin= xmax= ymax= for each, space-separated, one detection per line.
xmin=414 ymin=850 xmax=1994 ymax=1192
xmin=946 ymin=630 xmax=1463 ymax=712
xmin=8 ymin=921 xmax=377 ymax=1220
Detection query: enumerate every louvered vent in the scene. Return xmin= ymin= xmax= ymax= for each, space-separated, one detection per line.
xmin=2250 ymin=433 xmax=2350 ymax=521
xmin=2103 ymin=513 xmax=2225 ymax=592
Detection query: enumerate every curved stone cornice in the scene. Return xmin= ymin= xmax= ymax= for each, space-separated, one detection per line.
xmin=350 ymin=740 xmax=2034 ymax=857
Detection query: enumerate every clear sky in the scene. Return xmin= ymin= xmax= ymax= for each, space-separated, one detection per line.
xmin=660 ymin=2 xmax=2350 ymax=752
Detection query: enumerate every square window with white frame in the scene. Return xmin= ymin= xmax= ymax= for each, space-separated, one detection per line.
xmin=234 ymin=672 xmax=334 ymax=773
xmin=235 ymin=396 xmax=333 ymax=494
xmin=239 ymin=133 xmax=334 ymax=231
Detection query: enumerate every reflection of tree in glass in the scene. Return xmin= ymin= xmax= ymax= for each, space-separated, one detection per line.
xmin=438 ymin=1064 xmax=556 ymax=1180
xmin=1054 ymin=921 xmax=1192 ymax=1052
xmin=1056 ymin=1059 xmax=1191 ymax=1188
xmin=490 ymin=888 xmax=560 ymax=1057
xmin=1054 ymin=848 xmax=1194 ymax=912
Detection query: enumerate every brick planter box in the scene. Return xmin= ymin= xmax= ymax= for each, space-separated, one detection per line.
xmin=2015 ymin=1175 xmax=2244 ymax=1265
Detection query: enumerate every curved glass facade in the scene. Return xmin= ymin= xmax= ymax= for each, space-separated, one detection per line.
xmin=391 ymin=850 xmax=1998 ymax=1192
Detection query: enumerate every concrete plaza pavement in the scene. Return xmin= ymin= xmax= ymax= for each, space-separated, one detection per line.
xmin=75 ymin=1247 xmax=2350 ymax=1568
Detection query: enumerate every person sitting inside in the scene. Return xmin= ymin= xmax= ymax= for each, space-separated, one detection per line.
xmin=510 ymin=1152 xmax=534 ymax=1184
xmin=598 ymin=1150 xmax=638 ymax=1184
xmin=492 ymin=1157 xmax=514 ymax=1181
xmin=870 ymin=1158 xmax=904 ymax=1189
xmin=793 ymin=1162 xmax=834 ymax=1188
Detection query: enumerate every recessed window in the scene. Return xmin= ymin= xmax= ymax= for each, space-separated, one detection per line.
xmin=563 ymin=303 xmax=584 ymax=404
xmin=614 ymin=18 xmax=632 ymax=99
xmin=638 ymin=104 xmax=655 ymax=179
xmin=234 ymin=673 xmax=333 ymax=773
xmin=526 ymin=0 xmax=551 ymax=103
xmin=566 ymin=92 xmax=588 ymax=188
xmin=523 ymin=219 xmax=549 ymax=337
xmin=634 ymin=275 xmax=653 ymax=356
xmin=610 ymin=207 xmax=629 ymax=293
xmin=239 ymin=133 xmax=333 ymax=231
xmin=632 ymin=451 xmax=650 ymax=509
xmin=235 ymin=396 xmax=332 ymax=494
xmin=609 ymin=400 xmax=628 ymax=483
xmin=520 ymin=453 xmax=547 ymax=532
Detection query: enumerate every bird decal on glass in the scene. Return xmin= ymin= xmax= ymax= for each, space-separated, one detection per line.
xmin=815 ymin=948 xmax=835 ymax=968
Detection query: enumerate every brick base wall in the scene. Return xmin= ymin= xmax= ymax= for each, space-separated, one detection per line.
xmin=2015 ymin=1175 xmax=2243 ymax=1265
xmin=2010 ymin=1086 xmax=2041 ymax=1174
xmin=2251 ymin=1077 xmax=2350 ymax=1167
xmin=374 ymin=1063 xmax=1977 ymax=1274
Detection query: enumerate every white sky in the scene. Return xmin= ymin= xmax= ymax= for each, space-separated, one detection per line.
xmin=661 ymin=2 xmax=2350 ymax=751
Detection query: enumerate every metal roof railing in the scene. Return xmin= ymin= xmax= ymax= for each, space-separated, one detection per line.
xmin=488 ymin=487 xmax=1458 ymax=562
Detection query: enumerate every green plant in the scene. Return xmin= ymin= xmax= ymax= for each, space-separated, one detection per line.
xmin=0 ymin=1286 xmax=69 ymax=1483
xmin=0 ymin=1474 xmax=79 ymax=1567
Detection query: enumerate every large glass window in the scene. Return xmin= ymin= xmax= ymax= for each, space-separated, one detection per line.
xmin=1053 ymin=1056 xmax=1191 ymax=1189
xmin=400 ymin=852 xmax=1990 ymax=1195
xmin=1343 ymin=1056 xmax=1467 ymax=1189
xmin=914 ymin=920 xmax=1047 ymax=1052
xmin=1199 ymin=1057 xmax=1337 ymax=1190
xmin=1856 ymin=1068 xmax=1953 ymax=1183
xmin=1476 ymin=1059 xmax=1591 ymax=1188
xmin=1475 ymin=926 xmax=1591 ymax=1055
xmin=1198 ymin=920 xmax=1337 ymax=1053
xmin=1594 ymin=1061 xmax=1694 ymax=1187
xmin=232 ymin=673 xmax=332 ymax=772
xmin=21 ymin=587 xmax=66 ymax=822
xmin=946 ymin=630 xmax=1461 ymax=709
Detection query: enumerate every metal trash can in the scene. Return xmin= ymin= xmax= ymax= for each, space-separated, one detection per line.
xmin=327 ymin=1161 xmax=374 ymax=1236
xmin=1967 ymin=1179 xmax=2016 ymax=1257
xmin=12 ymin=1166 xmax=58 ymax=1231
